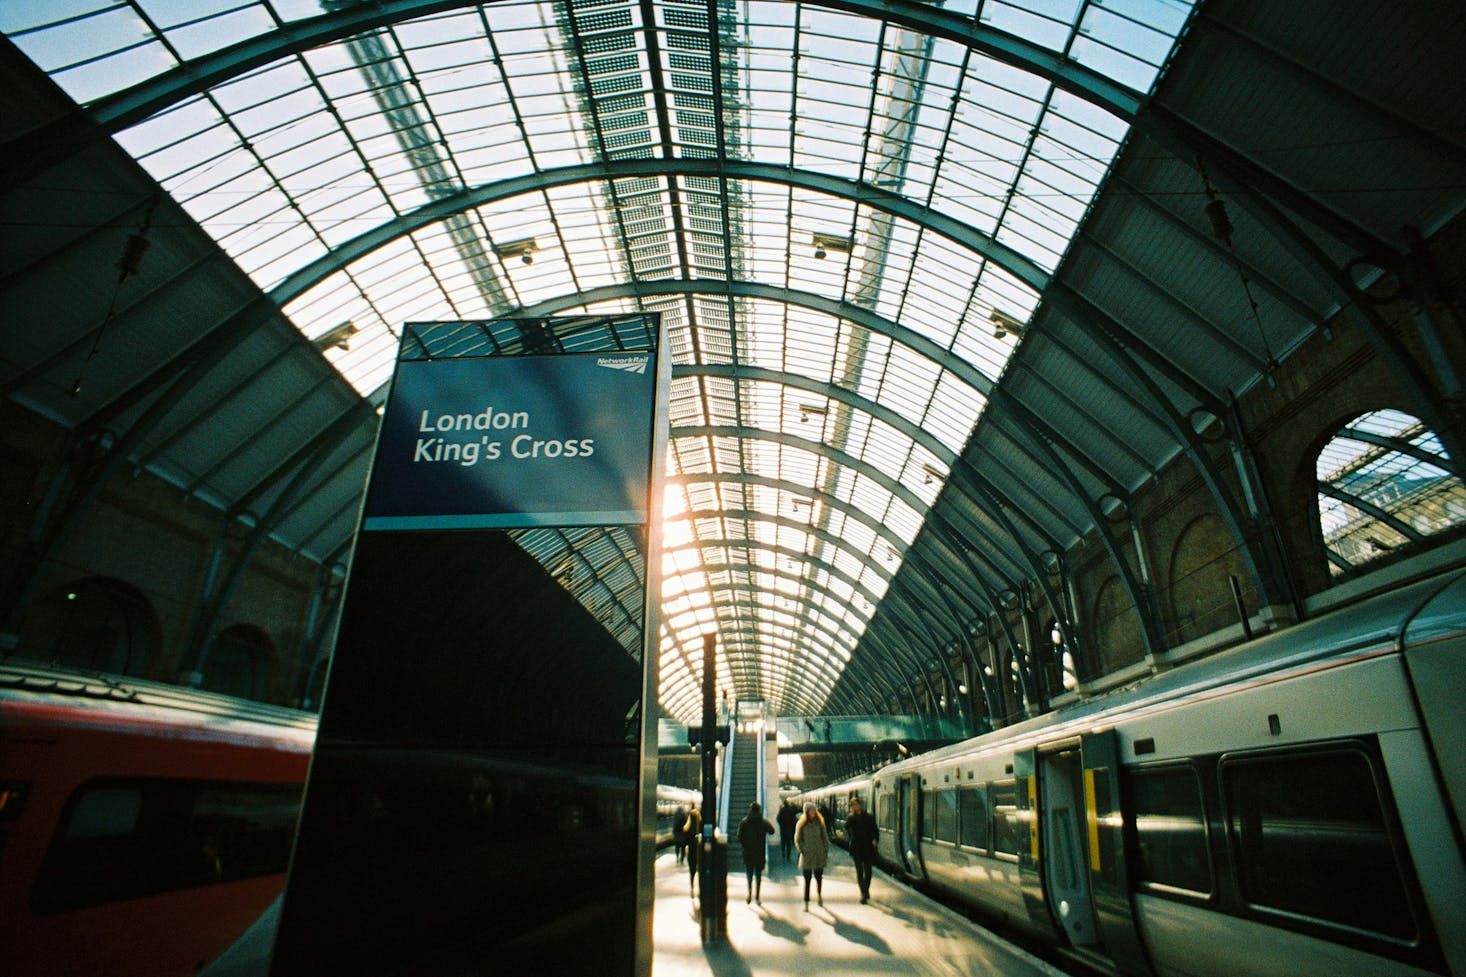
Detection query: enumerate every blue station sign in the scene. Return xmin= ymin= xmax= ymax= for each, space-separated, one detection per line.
xmin=363 ymin=350 xmax=658 ymax=530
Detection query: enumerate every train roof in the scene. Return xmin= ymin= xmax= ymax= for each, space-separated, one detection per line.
xmin=0 ymin=659 xmax=319 ymax=749
xmin=867 ymin=564 xmax=1466 ymax=779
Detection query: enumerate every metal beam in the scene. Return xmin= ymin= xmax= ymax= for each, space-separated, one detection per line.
xmin=1068 ymin=289 xmax=1292 ymax=616
xmin=987 ymin=410 xmax=1167 ymax=661
xmin=40 ymin=0 xmax=1141 ymax=181
xmin=688 ymin=362 xmax=958 ymax=465
xmin=1315 ymin=482 xmax=1425 ymax=543
xmin=1336 ymin=426 xmax=1457 ymax=476
xmin=271 ymin=160 xmax=1049 ymax=307
xmin=675 ymin=472 xmax=905 ymax=575
xmin=679 ymin=425 xmax=929 ymax=516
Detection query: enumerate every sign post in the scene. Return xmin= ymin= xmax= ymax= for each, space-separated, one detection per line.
xmin=271 ymin=315 xmax=667 ymax=977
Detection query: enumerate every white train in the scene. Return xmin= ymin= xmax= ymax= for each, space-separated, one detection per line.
xmin=803 ymin=564 xmax=1466 ymax=977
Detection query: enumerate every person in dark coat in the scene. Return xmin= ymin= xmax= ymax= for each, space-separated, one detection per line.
xmin=776 ymin=800 xmax=798 ymax=862
xmin=673 ymin=805 xmax=688 ymax=864
xmin=845 ymin=794 xmax=879 ymax=903
xmin=684 ymin=804 xmax=702 ymax=894
xmin=737 ymin=801 xmax=776 ymax=904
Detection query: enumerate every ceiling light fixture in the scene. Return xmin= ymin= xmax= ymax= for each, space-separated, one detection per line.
xmin=811 ymin=232 xmax=852 ymax=260
xmin=492 ymin=236 xmax=539 ymax=265
xmin=312 ymin=319 xmax=359 ymax=353
xmin=990 ymin=308 xmax=1025 ymax=339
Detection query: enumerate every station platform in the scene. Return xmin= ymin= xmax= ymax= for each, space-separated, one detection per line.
xmin=652 ymin=845 xmax=1069 ymax=977
xmin=201 ymin=846 xmax=1068 ymax=977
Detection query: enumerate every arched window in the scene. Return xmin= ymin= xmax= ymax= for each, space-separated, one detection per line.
xmin=1043 ymin=617 xmax=1079 ymax=693
xmin=1168 ymin=513 xmax=1249 ymax=645
xmin=1316 ymin=410 xmax=1466 ymax=579
xmin=1091 ymin=575 xmax=1142 ymax=675
xmin=201 ymin=624 xmax=276 ymax=700
xmin=15 ymin=577 xmax=159 ymax=676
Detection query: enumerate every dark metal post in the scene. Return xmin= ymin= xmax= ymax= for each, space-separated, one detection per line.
xmin=701 ymin=632 xmax=717 ymax=836
xmin=1229 ymin=574 xmax=1254 ymax=640
xmin=698 ymin=632 xmax=726 ymax=940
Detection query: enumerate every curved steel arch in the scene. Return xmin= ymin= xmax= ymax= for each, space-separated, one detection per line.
xmin=679 ymin=425 xmax=930 ymax=519
xmin=668 ymin=508 xmax=891 ymax=606
xmin=660 ymin=539 xmax=881 ymax=631
xmin=677 ymin=447 xmax=1039 ymax=632
xmin=280 ymin=274 xmax=1147 ymax=655
xmin=659 ymin=544 xmax=873 ymax=656
xmin=960 ymin=440 xmax=1089 ymax=543
xmin=684 ymin=363 xmax=961 ymax=465
xmin=2 ymin=0 xmax=1247 ymax=724
xmin=664 ymin=625 xmax=850 ymax=702
xmin=534 ymin=281 xmax=997 ymax=395
xmin=677 ymin=422 xmax=1032 ymax=642
xmin=708 ymin=637 xmax=848 ymax=713
xmin=716 ymin=625 xmax=850 ymax=687
xmin=558 ymin=296 xmax=1149 ymax=597
xmin=688 ymin=593 xmax=858 ymax=665
xmin=674 ymin=472 xmax=905 ymax=578
xmin=901 ymin=518 xmax=1035 ymax=706
xmin=270 ymin=159 xmax=1047 ymax=308
xmin=866 ymin=585 xmax=965 ymax=702
xmin=658 ymin=548 xmax=907 ymax=707
xmin=677 ymin=575 xmax=862 ymax=651
xmin=674 ymin=375 xmax=1060 ymax=627
xmin=714 ymin=631 xmax=907 ymax=716
xmin=63 ymin=0 xmax=1142 ymax=160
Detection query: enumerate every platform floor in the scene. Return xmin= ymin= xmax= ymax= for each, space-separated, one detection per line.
xmin=201 ymin=847 xmax=1070 ymax=977
xmin=651 ymin=846 xmax=1070 ymax=977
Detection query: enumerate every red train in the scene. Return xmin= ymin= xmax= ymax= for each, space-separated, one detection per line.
xmin=0 ymin=661 xmax=316 ymax=977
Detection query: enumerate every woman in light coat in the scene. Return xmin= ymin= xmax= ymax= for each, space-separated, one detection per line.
xmin=794 ymin=802 xmax=829 ymax=908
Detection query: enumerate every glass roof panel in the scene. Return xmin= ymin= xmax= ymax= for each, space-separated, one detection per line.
xmin=2 ymin=0 xmax=1198 ymax=721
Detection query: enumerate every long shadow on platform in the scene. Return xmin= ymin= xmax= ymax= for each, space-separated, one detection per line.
xmin=754 ymin=906 xmax=808 ymax=946
xmin=700 ymin=938 xmax=753 ymax=977
xmin=827 ymin=911 xmax=892 ymax=954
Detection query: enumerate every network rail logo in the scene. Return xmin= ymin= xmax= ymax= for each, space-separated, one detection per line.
xmin=596 ymin=355 xmax=650 ymax=375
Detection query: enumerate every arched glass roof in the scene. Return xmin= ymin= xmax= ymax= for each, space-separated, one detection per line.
xmin=3 ymin=0 xmax=1201 ymax=722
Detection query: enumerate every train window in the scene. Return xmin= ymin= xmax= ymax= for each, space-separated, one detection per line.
xmin=991 ymin=781 xmax=1022 ymax=857
xmin=66 ymin=785 xmax=143 ymax=838
xmin=32 ymin=776 xmax=302 ymax=914
xmin=958 ymin=786 xmax=988 ymax=850
xmin=877 ymin=793 xmax=895 ymax=830
xmin=919 ymin=790 xmax=937 ymax=841
xmin=1221 ymin=749 xmax=1415 ymax=940
xmin=932 ymin=790 xmax=958 ymax=844
xmin=1129 ymin=765 xmax=1212 ymax=895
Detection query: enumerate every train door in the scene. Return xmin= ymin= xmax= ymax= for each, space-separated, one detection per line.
xmin=1081 ymin=729 xmax=1151 ymax=976
xmin=896 ymin=774 xmax=922 ymax=877
xmin=1040 ymin=744 xmax=1099 ymax=947
xmin=1020 ymin=735 xmax=1152 ymax=975
xmin=1013 ymin=749 xmax=1054 ymax=936
xmin=1016 ymin=742 xmax=1107 ymax=950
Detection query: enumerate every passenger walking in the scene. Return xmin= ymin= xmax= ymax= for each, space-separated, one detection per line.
xmin=845 ymin=795 xmax=878 ymax=903
xmin=684 ymin=804 xmax=702 ymax=894
xmin=673 ymin=805 xmax=688 ymax=864
xmin=776 ymin=800 xmax=798 ymax=862
xmin=794 ymin=801 xmax=829 ymax=908
xmin=737 ymin=801 xmax=775 ymax=904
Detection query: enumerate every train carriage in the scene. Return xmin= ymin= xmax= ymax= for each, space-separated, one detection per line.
xmin=812 ymin=565 xmax=1466 ymax=977
xmin=0 ymin=663 xmax=317 ymax=977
